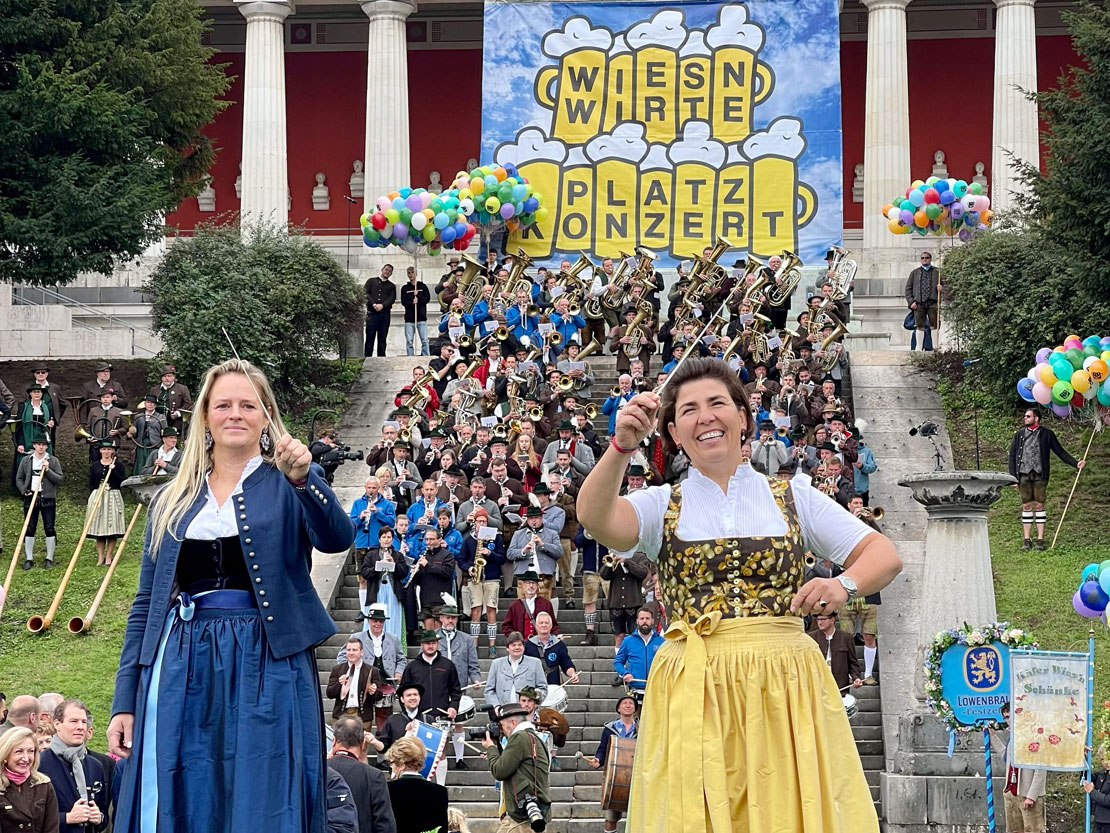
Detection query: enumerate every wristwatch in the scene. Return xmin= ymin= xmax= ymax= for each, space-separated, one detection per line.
xmin=836 ymin=574 xmax=858 ymax=601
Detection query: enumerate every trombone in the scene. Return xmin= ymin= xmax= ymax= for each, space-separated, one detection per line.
xmin=68 ymin=504 xmax=144 ymax=634
xmin=28 ymin=458 xmax=116 ymax=633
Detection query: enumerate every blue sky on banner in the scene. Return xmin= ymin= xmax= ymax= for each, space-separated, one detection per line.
xmin=480 ymin=0 xmax=844 ymax=262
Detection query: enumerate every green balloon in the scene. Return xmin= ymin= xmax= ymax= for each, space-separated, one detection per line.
xmin=430 ymin=199 xmax=443 ymax=212
xmin=1051 ymin=380 xmax=1075 ymax=404
xmin=399 ymin=208 xmax=413 ymax=224
xmin=925 ymin=203 xmax=942 ymax=220
xmin=969 ymin=182 xmax=983 ymax=195
xmin=1099 ymin=559 xmax=1110 ymax=576
xmin=1066 ymin=348 xmax=1085 ymax=369
xmin=422 ymin=225 xmax=435 ymax=242
xmin=364 ymin=228 xmax=380 ymax=241
xmin=1084 ymin=345 xmax=1100 ymax=359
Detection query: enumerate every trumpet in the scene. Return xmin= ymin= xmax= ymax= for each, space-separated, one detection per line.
xmin=398 ymin=428 xmax=412 ymax=444
xmin=775 ymin=425 xmax=789 ymax=439
xmin=547 ymin=329 xmax=563 ymax=347
xmin=527 ymin=404 xmax=545 ymax=421
xmin=567 ymin=302 xmax=581 ymax=316
xmin=583 ymin=403 xmax=599 ymax=420
xmin=556 ymin=374 xmax=575 ymax=392
xmin=858 ymin=506 xmax=885 ymax=522
xmin=611 ymin=385 xmax=622 ymax=398
xmin=494 ymin=325 xmax=510 ymax=341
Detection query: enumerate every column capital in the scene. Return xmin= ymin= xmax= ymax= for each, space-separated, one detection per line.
xmin=860 ymin=0 xmax=910 ymax=11
xmin=993 ymin=0 xmax=1036 ymax=8
xmin=359 ymin=0 xmax=417 ymax=23
xmin=235 ymin=0 xmax=294 ymax=23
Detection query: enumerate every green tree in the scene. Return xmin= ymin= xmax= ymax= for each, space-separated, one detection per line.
xmin=1018 ymin=1 xmax=1110 ymax=279
xmin=145 ymin=224 xmax=364 ymax=409
xmin=0 ymin=0 xmax=231 ymax=286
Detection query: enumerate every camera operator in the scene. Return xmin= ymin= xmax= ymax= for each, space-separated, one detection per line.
xmin=482 ymin=703 xmax=552 ymax=832
xmin=311 ymin=430 xmax=363 ymax=485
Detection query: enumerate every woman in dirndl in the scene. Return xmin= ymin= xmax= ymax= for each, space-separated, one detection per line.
xmin=577 ymin=357 xmax=903 ymax=833
xmin=106 ymin=359 xmax=355 ymax=833
xmin=87 ymin=439 xmax=127 ymax=565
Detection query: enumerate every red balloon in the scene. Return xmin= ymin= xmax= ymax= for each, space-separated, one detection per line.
xmin=923 ymin=188 xmax=940 ymax=204
xmin=371 ymin=212 xmax=387 ymax=230
xmin=1071 ymin=390 xmax=1086 ymax=408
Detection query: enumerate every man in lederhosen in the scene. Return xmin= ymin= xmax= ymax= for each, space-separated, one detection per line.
xmin=79 ymin=361 xmax=128 ymax=424
xmin=15 ymin=432 xmax=63 ymax=569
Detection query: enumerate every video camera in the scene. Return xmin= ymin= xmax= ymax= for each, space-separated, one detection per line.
xmin=467 ymin=721 xmax=501 ymax=742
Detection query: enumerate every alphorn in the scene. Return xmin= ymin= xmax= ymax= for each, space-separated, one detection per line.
xmin=28 ymin=459 xmax=115 ymax=633
xmin=68 ymin=503 xmax=144 ymax=634
xmin=0 ymin=483 xmax=42 ymax=621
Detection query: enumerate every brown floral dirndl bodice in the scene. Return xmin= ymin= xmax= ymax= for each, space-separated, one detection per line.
xmin=657 ymin=477 xmax=809 ymax=624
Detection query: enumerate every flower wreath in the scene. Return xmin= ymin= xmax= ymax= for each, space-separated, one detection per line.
xmin=923 ymin=622 xmax=1038 ymax=733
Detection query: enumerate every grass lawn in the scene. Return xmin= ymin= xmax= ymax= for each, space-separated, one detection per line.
xmin=940 ymin=369 xmax=1110 ymax=833
xmin=0 ymin=493 xmax=143 ymax=752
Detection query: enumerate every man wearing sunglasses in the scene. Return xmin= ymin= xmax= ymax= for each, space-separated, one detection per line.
xmin=905 ymin=251 xmax=940 ymax=351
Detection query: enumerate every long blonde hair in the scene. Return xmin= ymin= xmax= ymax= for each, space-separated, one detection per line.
xmin=0 ymin=727 xmax=50 ymax=789
xmin=148 ymin=359 xmax=288 ymax=557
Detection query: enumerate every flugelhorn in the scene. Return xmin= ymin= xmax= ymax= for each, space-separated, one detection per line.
xmin=68 ymin=504 xmax=144 ymax=634
xmin=583 ymin=403 xmax=599 ymax=420
xmin=28 ymin=458 xmax=116 ymax=633
xmin=859 ymin=506 xmax=884 ymax=522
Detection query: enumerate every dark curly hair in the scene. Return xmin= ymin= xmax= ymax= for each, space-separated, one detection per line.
xmin=658 ymin=357 xmax=753 ymax=455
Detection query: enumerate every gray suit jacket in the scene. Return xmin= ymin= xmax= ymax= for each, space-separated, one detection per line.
xmin=438 ymin=627 xmax=481 ymax=685
xmin=541 ymin=439 xmax=593 ymax=475
xmin=15 ymin=454 xmax=63 ymax=499
xmin=338 ymin=630 xmax=408 ymax=680
xmin=484 ymin=655 xmax=548 ymax=707
xmin=141 ymin=447 xmax=181 ymax=476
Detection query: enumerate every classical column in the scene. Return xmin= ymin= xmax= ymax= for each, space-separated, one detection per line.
xmin=861 ymin=0 xmax=911 ymax=249
xmin=360 ymin=0 xmax=416 ymax=212
xmin=991 ymin=0 xmax=1039 ymax=212
xmin=236 ymin=0 xmax=293 ymax=231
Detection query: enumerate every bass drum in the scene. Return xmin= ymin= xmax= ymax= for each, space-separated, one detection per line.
xmin=542 ymin=684 xmax=568 ymax=714
xmin=601 ymin=736 xmax=636 ymax=813
xmin=456 ymin=695 xmax=477 ymax=723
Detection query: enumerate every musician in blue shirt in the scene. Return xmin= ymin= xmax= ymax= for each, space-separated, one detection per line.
xmin=350 ymin=475 xmax=397 ymax=621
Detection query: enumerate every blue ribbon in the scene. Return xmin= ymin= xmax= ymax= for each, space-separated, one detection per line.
xmin=177 ymin=592 xmax=195 ymax=621
xmin=947 ymin=727 xmax=957 ymax=758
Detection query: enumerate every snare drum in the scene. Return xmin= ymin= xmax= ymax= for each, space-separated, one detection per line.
xmin=626 ymin=686 xmax=645 ymax=708
xmin=456 ymin=695 xmax=477 ymax=723
xmin=542 ymin=684 xmax=568 ymax=714
xmin=377 ymin=682 xmax=396 ymax=710
xmin=842 ymin=694 xmax=858 ymax=721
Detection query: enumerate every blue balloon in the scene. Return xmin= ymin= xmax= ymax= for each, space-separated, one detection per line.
xmin=908 ymin=190 xmax=925 ymax=208
xmin=1099 ymin=569 xmax=1110 ymax=595
xmin=1084 ymin=335 xmax=1102 ymax=348
xmin=1084 ymin=562 xmax=1102 ymax=582
xmin=453 ymin=221 xmax=467 ymax=237
xmin=524 ymin=197 xmax=539 ymax=213
xmin=1017 ymin=378 xmax=1036 ymax=402
xmin=484 ymin=175 xmax=499 ymax=190
xmin=441 ymin=226 xmax=457 ymax=243
xmin=939 ymin=190 xmax=956 ymax=205
xmin=399 ymin=187 xmax=412 ymax=199
xmin=434 ymin=212 xmax=449 ymax=230
xmin=1081 ymin=580 xmax=1109 ymax=611
xmin=953 ymin=180 xmax=969 ymax=197
xmin=392 ymin=197 xmax=405 ymax=211
xmin=511 ymin=184 xmax=527 ymax=201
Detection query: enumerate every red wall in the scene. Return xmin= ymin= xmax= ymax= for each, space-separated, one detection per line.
xmin=168 ymin=34 xmax=1080 ymax=236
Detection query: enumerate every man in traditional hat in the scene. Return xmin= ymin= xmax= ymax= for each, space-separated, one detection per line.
xmin=79 ymin=361 xmax=128 ymax=424
xmin=128 ymin=393 xmax=167 ymax=475
xmin=807 ymin=609 xmax=862 ymax=692
xmin=148 ymin=364 xmax=193 ymax=435
xmin=83 ymin=388 xmax=125 ymax=461
xmin=339 ymin=605 xmax=407 ymax=731
xmin=366 ymin=681 xmax=428 ymax=758
xmin=586 ymin=694 xmax=640 ymax=833
xmin=508 ymin=508 xmax=561 ymax=600
xmin=750 ymin=419 xmax=789 ymax=476
xmin=398 ymin=630 xmax=461 ymax=723
xmin=436 ymin=602 xmax=481 ymax=770
xmin=501 ymin=570 xmax=558 ymax=641
xmin=15 ymin=432 xmax=63 ymax=569
xmin=140 ymin=427 xmax=180 ymax=476
xmin=482 ymin=702 xmax=552 ymax=829
xmin=540 ymin=419 xmax=593 ymax=475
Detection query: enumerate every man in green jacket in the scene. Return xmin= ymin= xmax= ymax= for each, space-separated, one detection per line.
xmin=482 ymin=703 xmax=551 ymax=831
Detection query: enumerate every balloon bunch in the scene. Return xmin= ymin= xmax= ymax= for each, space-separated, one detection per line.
xmin=361 ymin=188 xmax=478 ymax=255
xmin=882 ymin=177 xmax=993 ymax=240
xmin=446 ymin=163 xmax=547 ymax=234
xmin=1017 ymin=334 xmax=1110 ymax=418
xmin=1073 ymin=560 xmax=1110 ymax=621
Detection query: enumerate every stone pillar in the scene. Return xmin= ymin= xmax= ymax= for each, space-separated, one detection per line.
xmin=881 ymin=470 xmax=1015 ymax=832
xmin=861 ymin=0 xmax=911 ymax=249
xmin=991 ymin=0 xmax=1039 ymax=213
xmin=236 ymin=0 xmax=293 ymax=231
xmin=360 ymin=0 xmax=416 ymax=212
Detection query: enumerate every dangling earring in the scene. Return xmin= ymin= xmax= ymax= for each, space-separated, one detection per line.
xmin=260 ymin=427 xmax=272 ymax=453
xmin=204 ymin=427 xmax=214 ymax=451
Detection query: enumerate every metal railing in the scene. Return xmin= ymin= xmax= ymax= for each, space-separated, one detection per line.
xmin=12 ymin=287 xmax=157 ymax=356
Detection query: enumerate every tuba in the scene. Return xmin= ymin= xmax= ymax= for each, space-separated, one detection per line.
xmin=504 ymin=249 xmax=534 ymax=298
xmin=827 ymin=246 xmax=858 ymax=301
xmin=455 ymin=254 xmax=488 ymax=312
xmin=816 ymin=310 xmax=850 ymax=372
xmin=765 ymin=250 xmax=804 ymax=307
xmin=622 ymin=301 xmax=653 ymax=360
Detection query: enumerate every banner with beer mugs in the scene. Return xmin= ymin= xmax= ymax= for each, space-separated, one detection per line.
xmin=481 ymin=1 xmax=843 ymax=265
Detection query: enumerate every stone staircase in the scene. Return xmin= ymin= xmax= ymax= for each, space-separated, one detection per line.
xmin=315 ymin=347 xmax=886 ymax=829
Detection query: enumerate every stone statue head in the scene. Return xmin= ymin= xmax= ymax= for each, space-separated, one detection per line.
xmin=975 ymin=161 xmax=985 ymax=175
xmin=353 ymin=160 xmax=363 ymax=175
xmin=466 ymin=157 xmax=477 ymax=172
xmin=315 ymin=172 xmax=326 ymax=187
xmin=853 ymin=163 xmax=864 ymax=178
xmin=429 ymin=171 xmax=441 ymax=185
xmin=934 ymin=149 xmax=945 ymax=164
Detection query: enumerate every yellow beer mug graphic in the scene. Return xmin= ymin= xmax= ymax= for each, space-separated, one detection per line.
xmin=627 ymin=9 xmax=689 ymax=146
xmin=602 ymin=35 xmax=634 ymax=133
xmin=668 ymin=121 xmax=727 ymax=256
xmin=495 ymin=128 xmax=568 ymax=259
xmin=742 ymin=117 xmax=818 ymax=258
xmin=706 ymin=6 xmax=775 ymax=144
xmin=556 ymin=146 xmax=595 ymax=252
xmin=715 ymin=145 xmax=753 ymax=251
xmin=585 ymin=124 xmax=648 ymax=257
xmin=638 ymin=144 xmax=673 ymax=251
xmin=535 ymin=16 xmax=612 ymax=147
xmin=678 ymin=30 xmax=712 ymax=128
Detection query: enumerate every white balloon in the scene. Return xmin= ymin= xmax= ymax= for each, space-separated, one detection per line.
xmin=404 ymin=237 xmax=418 ymax=254
xmin=1084 ymin=356 xmax=1098 ymax=370
xmin=411 ymin=213 xmax=427 ymax=231
xmin=1028 ymin=366 xmax=1040 ymax=383
xmin=1083 ymin=384 xmax=1098 ymax=400
xmin=380 ymin=223 xmax=393 ymax=238
xmin=886 ymin=206 xmax=900 ymax=221
xmin=461 ymin=198 xmax=475 ymax=215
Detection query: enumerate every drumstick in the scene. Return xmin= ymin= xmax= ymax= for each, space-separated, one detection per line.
xmin=460 ymin=681 xmax=485 ymax=690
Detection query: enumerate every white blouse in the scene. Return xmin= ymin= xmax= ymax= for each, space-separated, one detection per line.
xmin=621 ymin=463 xmax=872 ymax=565
xmin=185 ymin=455 xmax=265 ymax=539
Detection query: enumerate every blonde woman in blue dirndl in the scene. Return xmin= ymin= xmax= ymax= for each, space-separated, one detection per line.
xmin=106 ymin=359 xmax=355 ymax=833
xmin=577 ymin=357 xmax=903 ymax=833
